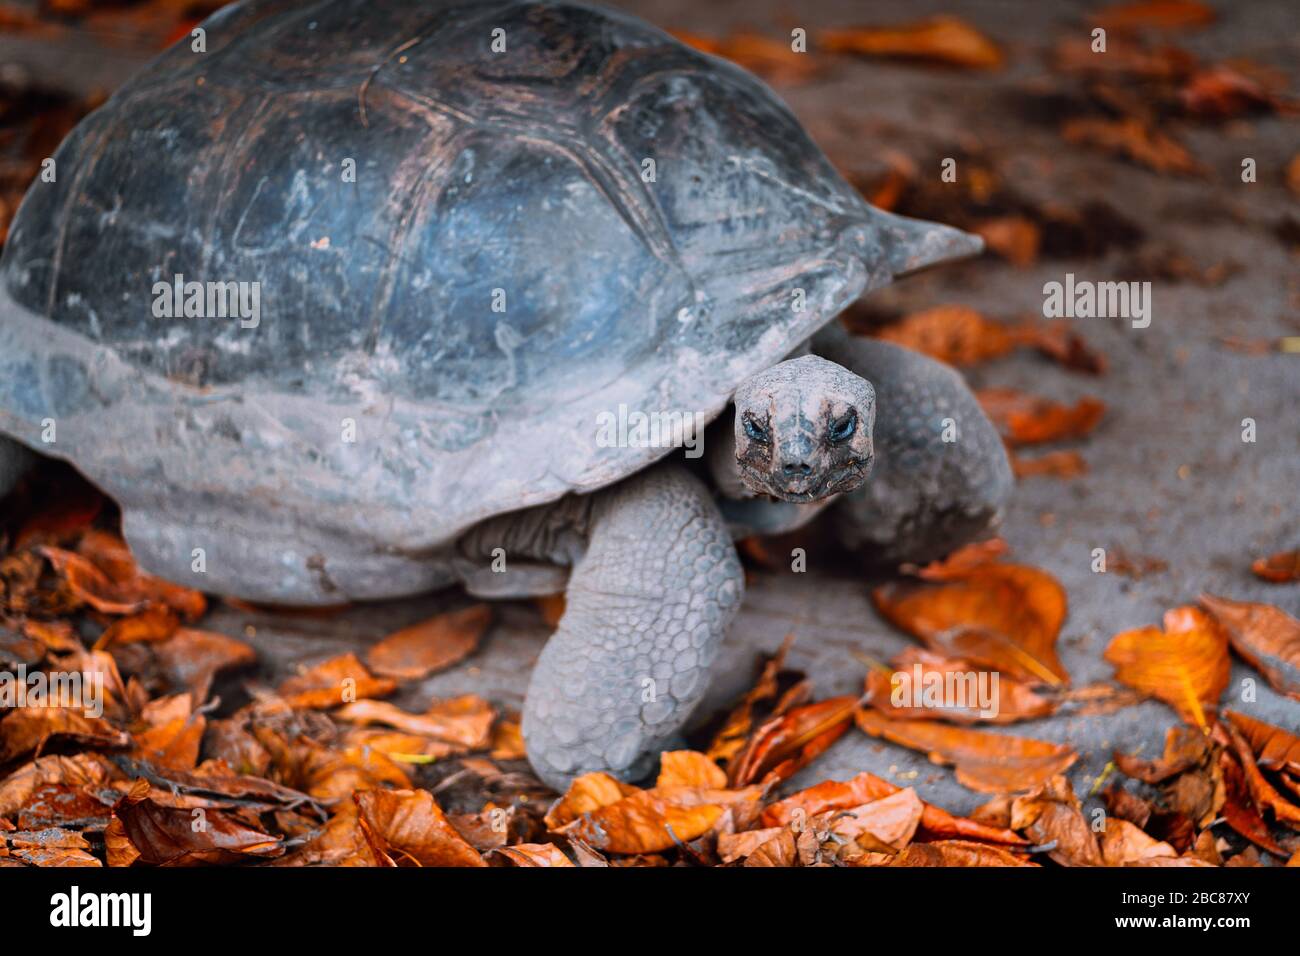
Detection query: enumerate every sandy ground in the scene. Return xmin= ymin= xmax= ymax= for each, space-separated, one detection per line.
xmin=3 ymin=0 xmax=1297 ymax=818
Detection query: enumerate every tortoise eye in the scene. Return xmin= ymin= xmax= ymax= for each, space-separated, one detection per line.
xmin=743 ymin=416 xmax=770 ymax=445
xmin=829 ymin=410 xmax=856 ymax=444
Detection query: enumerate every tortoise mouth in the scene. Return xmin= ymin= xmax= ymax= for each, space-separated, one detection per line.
xmin=738 ymin=457 xmax=872 ymax=503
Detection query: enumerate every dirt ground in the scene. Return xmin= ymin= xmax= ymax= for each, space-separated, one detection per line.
xmin=3 ymin=0 xmax=1297 ymax=823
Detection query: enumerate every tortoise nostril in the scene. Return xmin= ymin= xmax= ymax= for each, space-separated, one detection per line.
xmin=782 ymin=461 xmax=812 ymax=477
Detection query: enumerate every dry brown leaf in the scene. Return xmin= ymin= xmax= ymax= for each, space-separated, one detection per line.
xmin=863 ymin=648 xmax=1056 ymax=724
xmin=872 ymin=563 xmax=1069 ymax=685
xmin=1092 ymin=0 xmax=1216 ymax=32
xmin=657 ymin=750 xmax=727 ymax=789
xmin=1180 ymin=64 xmax=1297 ymax=119
xmin=1011 ymin=449 xmax=1089 ymax=480
xmin=1223 ymin=722 xmax=1300 ymax=829
xmin=671 ymin=30 xmax=821 ymax=85
xmin=726 ymin=695 xmax=857 ymax=786
xmin=976 ymin=389 xmax=1106 ymax=445
xmin=854 ymin=709 xmax=1077 ymax=793
xmin=972 ymin=216 xmax=1040 ymax=266
xmin=1104 ymin=606 xmax=1230 ymax=730
xmin=1224 ymin=711 xmax=1300 ymax=776
xmin=818 ymin=788 xmax=924 ymax=849
xmin=903 ymin=538 xmax=1009 ymax=580
xmin=544 ymin=771 xmax=640 ymax=831
xmin=1114 ymin=725 xmax=1213 ymax=784
xmin=1011 ymin=774 xmax=1103 ymax=866
xmin=553 ymin=788 xmax=727 ymax=855
xmin=150 ymin=627 xmax=256 ymax=696
xmin=0 ymin=708 xmax=130 ymax=764
xmin=818 ymin=16 xmax=1003 ymax=70
xmin=110 ymin=779 xmax=284 ymax=865
xmin=1200 ymin=593 xmax=1300 ymax=701
xmin=76 ymin=530 xmax=206 ymax=622
xmin=277 ymin=653 xmax=397 ymax=710
xmin=333 ymin=695 xmax=494 ymax=750
xmin=706 ymin=636 xmax=793 ymax=765
xmin=491 ymin=843 xmax=574 ymax=867
xmin=1251 ymin=550 xmax=1300 ymax=583
xmin=364 ymin=604 xmax=489 ymax=680
xmin=886 ymin=840 xmax=1036 ymax=866
xmin=871 ymin=305 xmax=1017 ymax=366
xmin=1061 ymin=117 xmax=1200 ymax=175
xmin=354 ymin=788 xmax=486 ymax=867
xmin=1219 ymin=749 xmax=1289 ymax=857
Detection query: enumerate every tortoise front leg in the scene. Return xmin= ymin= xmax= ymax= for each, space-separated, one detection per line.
xmin=519 ymin=462 xmax=743 ymax=792
xmin=813 ymin=324 xmax=1013 ymax=566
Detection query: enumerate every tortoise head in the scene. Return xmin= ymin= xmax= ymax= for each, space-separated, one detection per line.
xmin=732 ymin=355 xmax=875 ymax=502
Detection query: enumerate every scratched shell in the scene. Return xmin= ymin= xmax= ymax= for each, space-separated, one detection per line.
xmin=0 ymin=0 xmax=977 ymax=597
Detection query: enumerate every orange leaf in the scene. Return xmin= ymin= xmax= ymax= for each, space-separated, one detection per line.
xmin=1104 ymin=606 xmax=1230 ymax=730
xmin=854 ymin=709 xmax=1077 ymax=793
xmin=1010 ymin=449 xmax=1088 ymax=480
xmin=1251 ymin=550 xmax=1300 ymax=583
xmin=1061 ymin=116 xmax=1200 ymax=175
xmin=818 ymin=16 xmax=1003 ymax=70
xmin=656 ymin=751 xmax=727 ymax=789
xmin=277 ymin=653 xmax=397 ymax=710
xmin=554 ymin=788 xmax=727 ymax=855
xmin=904 ymin=538 xmax=1009 ymax=580
xmin=871 ymin=306 xmax=1017 ymax=366
xmin=354 ymin=789 xmax=486 ymax=867
xmin=1224 ymin=711 xmax=1300 ymax=778
xmin=872 ymin=563 xmax=1069 ymax=685
xmin=863 ymin=648 xmax=1057 ymax=724
xmin=364 ymin=604 xmax=489 ymax=680
xmin=727 ymin=696 xmax=857 ymax=786
xmin=1092 ymin=0 xmax=1216 ymax=31
xmin=976 ymin=389 xmax=1106 ymax=445
xmin=333 ymin=695 xmax=494 ymax=750
xmin=885 ymin=840 xmax=1036 ymax=866
xmin=1200 ymin=594 xmax=1300 ymax=701
xmin=1222 ymin=722 xmax=1300 ymax=829
xmin=491 ymin=843 xmax=574 ymax=867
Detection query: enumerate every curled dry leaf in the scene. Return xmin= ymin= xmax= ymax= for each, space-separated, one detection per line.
xmin=2 ymin=827 xmax=101 ymax=867
xmin=872 ymin=562 xmax=1069 ymax=686
xmin=726 ymin=695 xmax=857 ymax=787
xmin=354 ymin=788 xmax=486 ymax=867
xmin=76 ymin=531 xmax=207 ymax=622
xmin=1010 ymin=449 xmax=1088 ymax=480
xmin=761 ymin=769 xmax=1026 ymax=844
xmin=333 ymin=695 xmax=494 ymax=750
xmin=1092 ymin=0 xmax=1216 ymax=32
xmin=364 ymin=604 xmax=490 ymax=680
xmin=1061 ymin=117 xmax=1200 ymax=176
xmin=1200 ymin=593 xmax=1300 ymax=701
xmin=903 ymin=537 xmax=1008 ymax=580
xmin=110 ymin=780 xmax=284 ymax=865
xmin=490 ymin=843 xmax=574 ymax=867
xmin=553 ymin=788 xmax=727 ymax=856
xmin=706 ymin=636 xmax=793 ymax=766
xmin=854 ymin=709 xmax=1077 ymax=793
xmin=817 ymin=788 xmax=924 ymax=850
xmin=1219 ymin=749 xmax=1288 ymax=857
xmin=1224 ymin=711 xmax=1300 ymax=776
xmin=1011 ymin=775 xmax=1102 ymax=866
xmin=1251 ymin=550 xmax=1300 ymax=584
xmin=0 ymin=708 xmax=130 ymax=764
xmin=1114 ymin=725 xmax=1214 ymax=784
xmin=670 ymin=30 xmax=822 ymax=85
xmin=976 ymin=389 xmax=1105 ymax=445
xmin=886 ymin=840 xmax=1036 ymax=867
xmin=657 ymin=750 xmax=728 ymax=789
xmin=277 ymin=653 xmax=397 ymax=710
xmin=818 ymin=16 xmax=1004 ymax=70
xmin=870 ymin=305 xmax=1017 ymax=366
xmin=1222 ymin=722 xmax=1300 ymax=829
xmin=863 ymin=647 xmax=1057 ymax=724
xmin=150 ymin=627 xmax=256 ymax=695
xmin=1104 ymin=606 xmax=1230 ymax=730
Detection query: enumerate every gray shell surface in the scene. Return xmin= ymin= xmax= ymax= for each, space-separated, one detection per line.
xmin=0 ymin=0 xmax=977 ymax=569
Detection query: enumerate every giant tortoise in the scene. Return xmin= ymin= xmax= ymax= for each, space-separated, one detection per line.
xmin=0 ymin=0 xmax=1012 ymax=789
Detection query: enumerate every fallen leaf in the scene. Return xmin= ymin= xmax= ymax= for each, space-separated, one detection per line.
xmin=976 ymin=389 xmax=1106 ymax=445
xmin=1224 ymin=711 xmax=1300 ymax=776
xmin=871 ymin=305 xmax=1017 ymax=366
xmin=1251 ymin=550 xmax=1300 ymax=584
xmin=886 ymin=840 xmax=1036 ymax=866
xmin=657 ymin=751 xmax=728 ymax=789
xmin=333 ymin=695 xmax=494 ymax=750
xmin=490 ymin=843 xmax=574 ymax=867
xmin=544 ymin=772 xmax=639 ymax=831
xmin=554 ymin=788 xmax=727 ymax=855
xmin=1011 ymin=775 xmax=1103 ymax=866
xmin=1104 ymin=606 xmax=1230 ymax=730
xmin=110 ymin=779 xmax=284 ymax=865
xmin=1114 ymin=725 xmax=1214 ymax=783
xmin=1219 ymin=749 xmax=1289 ymax=857
xmin=76 ymin=530 xmax=206 ymax=621
xmin=706 ymin=636 xmax=793 ymax=765
xmin=150 ymin=627 xmax=256 ymax=696
xmin=278 ymin=653 xmax=397 ymax=710
xmin=671 ymin=30 xmax=822 ymax=85
xmin=0 ymin=708 xmax=130 ymax=763
xmin=818 ymin=788 xmax=924 ymax=849
xmin=854 ymin=709 xmax=1077 ymax=793
xmin=727 ymin=696 xmax=857 ymax=786
xmin=973 ymin=216 xmax=1040 ymax=266
xmin=1223 ymin=722 xmax=1300 ymax=828
xmin=1010 ymin=449 xmax=1089 ymax=480
xmin=873 ymin=563 xmax=1069 ymax=685
xmin=1180 ymin=64 xmax=1297 ymax=119
xmin=1099 ymin=818 xmax=1180 ymax=865
xmin=1092 ymin=0 xmax=1216 ymax=32
xmin=903 ymin=538 xmax=1009 ymax=580
xmin=1200 ymin=594 xmax=1300 ymax=700
xmin=1061 ymin=117 xmax=1200 ymax=175
xmin=863 ymin=648 xmax=1057 ymax=724
xmin=364 ymin=604 xmax=489 ymax=680
xmin=353 ymin=788 xmax=486 ymax=867
xmin=818 ymin=16 xmax=1003 ymax=70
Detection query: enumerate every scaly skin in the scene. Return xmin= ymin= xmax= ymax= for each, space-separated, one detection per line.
xmin=520 ymin=463 xmax=742 ymax=791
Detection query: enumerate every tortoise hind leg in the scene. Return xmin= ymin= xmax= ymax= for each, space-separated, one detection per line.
xmin=509 ymin=462 xmax=743 ymax=791
xmin=813 ymin=324 xmax=1013 ymax=566
xmin=0 ymin=435 xmax=34 ymax=500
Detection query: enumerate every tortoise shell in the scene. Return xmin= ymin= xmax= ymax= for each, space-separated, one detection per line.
xmin=0 ymin=0 xmax=976 ymax=565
